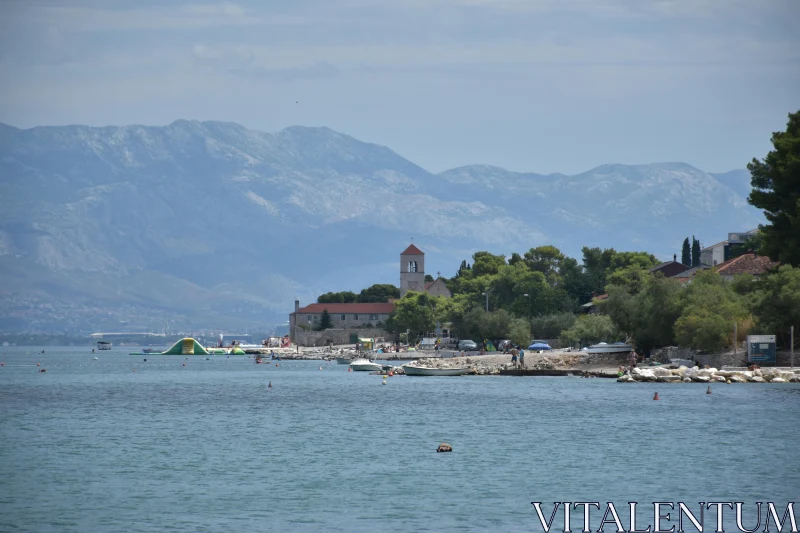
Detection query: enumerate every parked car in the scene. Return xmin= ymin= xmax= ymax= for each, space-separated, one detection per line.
xmin=458 ymin=340 xmax=478 ymax=351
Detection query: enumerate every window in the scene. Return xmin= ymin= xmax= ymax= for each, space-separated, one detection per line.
xmin=369 ymin=314 xmax=378 ymax=320
xmin=307 ymin=316 xmax=312 ymax=323
xmin=408 ymin=261 xmax=417 ymax=273
xmin=353 ymin=314 xmax=359 ymax=320
xmin=340 ymin=314 xmax=346 ymax=320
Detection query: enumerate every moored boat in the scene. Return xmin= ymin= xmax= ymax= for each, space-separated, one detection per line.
xmin=587 ymin=342 xmax=633 ymax=354
xmin=403 ymin=364 xmax=469 ymax=376
xmin=349 ymin=359 xmax=383 ymax=372
xmin=336 ymin=357 xmax=354 ymax=365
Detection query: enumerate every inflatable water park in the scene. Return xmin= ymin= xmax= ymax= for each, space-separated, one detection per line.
xmin=128 ymin=338 xmax=246 ymax=356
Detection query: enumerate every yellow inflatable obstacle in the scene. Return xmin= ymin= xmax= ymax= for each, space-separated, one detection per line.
xmin=162 ymin=338 xmax=210 ymax=355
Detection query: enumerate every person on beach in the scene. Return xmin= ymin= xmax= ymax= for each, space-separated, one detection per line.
xmin=510 ymin=347 xmax=518 ymax=366
xmin=629 ymin=350 xmax=637 ymax=369
xmin=519 ymin=348 xmax=524 ymax=368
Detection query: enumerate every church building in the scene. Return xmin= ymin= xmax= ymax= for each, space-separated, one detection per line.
xmin=289 ymin=244 xmax=450 ymax=344
xmin=400 ymin=244 xmax=451 ymax=298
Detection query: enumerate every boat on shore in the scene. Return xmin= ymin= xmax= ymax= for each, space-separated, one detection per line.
xmin=403 ymin=364 xmax=470 ymax=376
xmin=349 ymin=359 xmax=383 ymax=372
xmin=587 ymin=342 xmax=633 ymax=354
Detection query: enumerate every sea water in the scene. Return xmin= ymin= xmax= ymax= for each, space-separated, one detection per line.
xmin=1 ymin=346 xmax=798 ymax=533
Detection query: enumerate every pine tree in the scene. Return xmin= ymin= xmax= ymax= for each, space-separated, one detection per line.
xmin=681 ymin=238 xmax=691 ymax=266
xmin=317 ymin=309 xmax=334 ymax=330
xmin=748 ymin=111 xmax=800 ymax=266
xmin=691 ymin=236 xmax=701 ymax=267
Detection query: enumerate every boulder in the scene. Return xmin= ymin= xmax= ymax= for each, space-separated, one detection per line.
xmin=617 ymin=375 xmax=634 ymax=382
xmin=714 ymin=375 xmax=726 ymax=382
xmin=652 ymin=367 xmax=673 ymax=377
xmin=729 ymin=375 xmax=747 ymax=383
xmin=691 ymin=375 xmax=711 ymax=382
xmin=748 ymin=376 xmax=766 ymax=383
xmin=790 ymin=375 xmax=800 ymax=383
xmin=683 ymin=377 xmax=692 ymax=382
xmin=437 ymin=443 xmax=453 ymax=453
xmin=715 ymin=370 xmax=735 ymax=378
xmin=771 ymin=377 xmax=786 ymax=383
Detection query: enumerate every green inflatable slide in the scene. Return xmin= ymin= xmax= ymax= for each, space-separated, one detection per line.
xmin=162 ymin=338 xmax=210 ymax=355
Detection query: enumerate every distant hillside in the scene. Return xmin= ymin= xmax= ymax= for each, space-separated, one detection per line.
xmin=0 ymin=120 xmax=764 ymax=332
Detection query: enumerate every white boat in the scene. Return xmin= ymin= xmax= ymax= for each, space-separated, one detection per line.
xmin=97 ymin=341 xmax=112 ymax=350
xmin=403 ymin=364 xmax=469 ymax=376
xmin=349 ymin=359 xmax=383 ymax=372
xmin=586 ymin=342 xmax=633 ymax=354
xmin=336 ymin=357 xmax=354 ymax=365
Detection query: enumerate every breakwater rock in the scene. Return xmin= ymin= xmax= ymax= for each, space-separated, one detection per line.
xmin=617 ymin=366 xmax=800 ymax=383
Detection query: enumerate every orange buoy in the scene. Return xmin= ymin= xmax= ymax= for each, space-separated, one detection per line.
xmin=653 ymin=392 xmax=660 ymax=400
xmin=388 ymin=371 xmax=394 ymax=377
xmin=182 ymin=363 xmax=186 ymax=367
xmin=36 ymin=363 xmax=41 ymax=367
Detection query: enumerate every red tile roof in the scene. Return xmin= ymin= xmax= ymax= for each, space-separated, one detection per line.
xmin=716 ymin=254 xmax=779 ymax=276
xmin=401 ymin=244 xmax=424 ymax=255
xmin=294 ymin=302 xmax=395 ymax=314
xmin=424 ymin=281 xmax=434 ymax=290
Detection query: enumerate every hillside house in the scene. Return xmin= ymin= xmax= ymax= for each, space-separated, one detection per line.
xmin=649 ymin=254 xmax=692 ymax=277
xmin=715 ymin=253 xmax=779 ymax=281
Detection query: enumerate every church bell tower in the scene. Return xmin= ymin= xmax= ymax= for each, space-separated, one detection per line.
xmin=400 ymin=244 xmax=425 ymax=297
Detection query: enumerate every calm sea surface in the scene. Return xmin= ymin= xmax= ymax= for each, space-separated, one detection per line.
xmin=1 ymin=346 xmax=799 ymax=533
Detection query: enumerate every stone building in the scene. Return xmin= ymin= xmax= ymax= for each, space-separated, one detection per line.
xmin=288 ymin=243 xmax=451 ymax=345
xmin=400 ymin=244 xmax=452 ymax=298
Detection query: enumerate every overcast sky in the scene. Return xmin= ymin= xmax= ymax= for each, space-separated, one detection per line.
xmin=1 ymin=0 xmax=798 ymax=174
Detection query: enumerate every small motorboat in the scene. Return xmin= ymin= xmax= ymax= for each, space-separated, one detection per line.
xmin=349 ymin=359 xmax=383 ymax=372
xmin=587 ymin=342 xmax=633 ymax=354
xmin=403 ymin=364 xmax=469 ymax=376
xmin=336 ymin=357 xmax=354 ymax=365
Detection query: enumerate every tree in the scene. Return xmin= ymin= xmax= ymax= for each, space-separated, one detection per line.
xmin=691 ymin=236 xmax=701 ymax=267
xmin=424 ymin=274 xmax=434 ymax=282
xmin=357 ymin=284 xmax=400 ymax=303
xmin=748 ymin=110 xmax=800 ymax=266
xmin=318 ymin=291 xmax=357 ymax=303
xmin=749 ymin=265 xmax=800 ymax=347
xmin=530 ymin=313 xmax=576 ymax=339
xmin=560 ymin=315 xmax=618 ymax=348
xmin=681 ymin=237 xmax=691 ymax=266
xmin=674 ymin=270 xmax=751 ymax=353
xmin=317 ymin=309 xmax=334 ymax=330
xmin=508 ymin=317 xmax=531 ymax=347
xmin=385 ymin=291 xmax=448 ymax=343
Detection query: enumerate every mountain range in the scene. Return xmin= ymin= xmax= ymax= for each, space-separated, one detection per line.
xmin=0 ymin=120 xmax=764 ymax=333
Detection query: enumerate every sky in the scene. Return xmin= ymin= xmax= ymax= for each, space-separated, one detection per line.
xmin=0 ymin=0 xmax=798 ymax=175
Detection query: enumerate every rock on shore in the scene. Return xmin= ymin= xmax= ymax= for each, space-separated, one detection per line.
xmin=617 ymin=366 xmax=800 ymax=383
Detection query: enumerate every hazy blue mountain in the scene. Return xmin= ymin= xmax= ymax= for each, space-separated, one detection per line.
xmin=710 ymin=169 xmax=754 ymax=201
xmin=0 ymin=121 xmax=764 ymax=332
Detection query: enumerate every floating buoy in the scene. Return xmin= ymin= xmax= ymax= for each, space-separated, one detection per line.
xmin=706 ymin=386 xmax=712 ymax=395
xmin=437 ymin=443 xmax=452 ymax=453
xmin=726 ymin=380 xmax=731 ymax=384
xmin=182 ymin=363 xmax=186 ymax=367
xmin=653 ymin=392 xmax=660 ymax=400
xmin=133 ymin=368 xmax=137 ymax=372
xmin=388 ymin=371 xmax=394 ymax=377
xmin=348 ymin=367 xmax=352 ymax=372
xmin=39 ymin=368 xmax=46 ymax=373
xmin=1 ymin=362 xmax=5 ymax=366
xmin=93 ymin=357 xmax=99 ymax=360
xmin=143 ymin=358 xmax=147 ymax=362
xmin=268 ymin=381 xmax=272 ymax=388
xmin=36 ymin=363 xmax=41 ymax=367
xmin=275 ymin=363 xmax=279 ymax=367
xmin=381 ymin=380 xmax=387 ymax=385
xmin=319 ymin=366 xmax=323 ymax=370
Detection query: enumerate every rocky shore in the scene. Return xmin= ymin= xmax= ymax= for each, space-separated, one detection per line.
xmin=396 ymin=350 xmax=629 ymax=375
xmin=618 ymin=366 xmax=800 ymax=383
